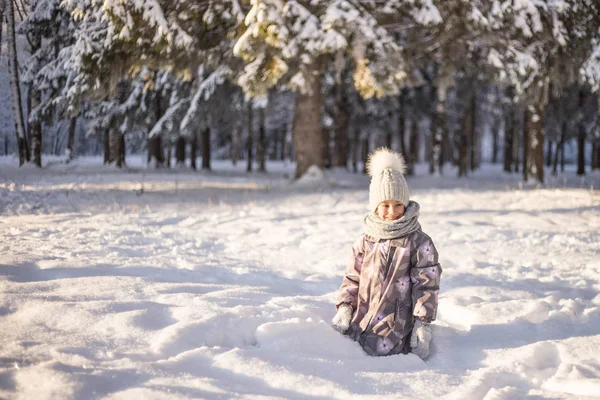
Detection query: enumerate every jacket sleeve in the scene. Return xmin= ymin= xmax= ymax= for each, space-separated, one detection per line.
xmin=336 ymin=235 xmax=365 ymax=310
xmin=410 ymin=233 xmax=442 ymax=322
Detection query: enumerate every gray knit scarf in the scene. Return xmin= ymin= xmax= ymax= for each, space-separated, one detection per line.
xmin=363 ymin=201 xmax=421 ymax=240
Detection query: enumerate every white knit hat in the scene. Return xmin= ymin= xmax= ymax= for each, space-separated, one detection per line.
xmin=366 ymin=147 xmax=409 ymax=211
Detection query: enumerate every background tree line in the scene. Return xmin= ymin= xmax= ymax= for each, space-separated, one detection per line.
xmin=2 ymin=0 xmax=600 ymax=182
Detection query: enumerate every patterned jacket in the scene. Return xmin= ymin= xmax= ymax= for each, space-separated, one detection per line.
xmin=336 ymin=230 xmax=442 ymax=356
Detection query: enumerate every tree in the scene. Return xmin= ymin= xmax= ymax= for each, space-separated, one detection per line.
xmin=6 ymin=0 xmax=28 ymax=165
xmin=234 ymin=0 xmax=408 ymax=178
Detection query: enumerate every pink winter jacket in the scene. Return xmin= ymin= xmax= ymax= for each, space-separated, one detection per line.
xmin=336 ymin=230 xmax=441 ymax=356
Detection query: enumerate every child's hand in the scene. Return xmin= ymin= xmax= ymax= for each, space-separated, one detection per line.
xmin=331 ymin=304 xmax=353 ymax=333
xmin=410 ymin=319 xmax=432 ymax=359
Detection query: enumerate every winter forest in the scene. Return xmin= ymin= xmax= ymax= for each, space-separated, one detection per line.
xmin=1 ymin=1 xmax=600 ymax=399
xmin=0 ymin=0 xmax=599 ymax=179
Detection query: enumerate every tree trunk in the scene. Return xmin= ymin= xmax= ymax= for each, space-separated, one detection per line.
xmin=292 ymin=63 xmax=324 ymax=178
xmin=108 ymin=127 xmax=123 ymax=167
xmin=512 ymin=104 xmax=520 ymax=173
xmin=7 ymin=0 xmax=27 ymax=166
xmin=592 ymin=140 xmax=600 ymax=170
xmin=202 ymin=127 xmax=211 ymax=171
xmin=352 ymin=124 xmax=359 ymax=173
xmin=429 ymin=84 xmax=447 ymax=175
xmin=560 ymin=138 xmax=565 ymax=172
xmin=281 ymin=123 xmax=289 ymax=161
xmin=120 ymin=133 xmax=126 ymax=166
xmin=458 ymin=100 xmax=470 ymax=177
xmin=552 ymin=121 xmax=565 ymax=177
xmin=190 ymin=132 xmax=198 ymax=170
xmin=247 ymin=101 xmax=253 ymax=172
xmin=333 ymin=80 xmax=349 ymax=168
xmin=166 ymin=140 xmax=172 ymax=168
xmin=175 ymin=136 xmax=186 ymax=165
xmin=504 ymin=88 xmax=514 ymax=172
xmin=66 ymin=117 xmax=77 ymax=162
xmin=492 ymin=116 xmax=500 ymax=164
xmin=545 ymin=138 xmax=552 ymax=167
xmin=361 ymin=137 xmax=369 ymax=174
xmin=406 ymin=118 xmax=418 ymax=176
xmin=148 ymin=90 xmax=165 ymax=167
xmin=577 ymin=90 xmax=586 ymax=176
xmin=527 ymin=103 xmax=545 ymax=183
xmin=231 ymin=121 xmax=240 ymax=166
xmin=398 ymin=91 xmax=406 ymax=156
xmin=0 ymin=0 xmax=4 ymax=59
xmin=469 ymin=85 xmax=478 ymax=172
xmin=522 ymin=107 xmax=529 ymax=182
xmin=103 ymin=129 xmax=110 ymax=164
xmin=257 ymin=107 xmax=266 ymax=172
xmin=30 ymin=84 xmax=42 ymax=168
xmin=322 ymin=125 xmax=331 ymax=169
xmin=148 ymin=136 xmax=165 ymax=167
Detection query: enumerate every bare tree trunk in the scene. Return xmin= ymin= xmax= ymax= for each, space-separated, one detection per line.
xmin=545 ymin=138 xmax=552 ymax=168
xmin=7 ymin=0 xmax=27 ymax=165
xmin=552 ymin=120 xmax=565 ymax=177
xmin=190 ymin=132 xmax=198 ymax=170
xmin=120 ymin=133 xmax=126 ymax=166
xmin=30 ymin=85 xmax=42 ymax=167
xmin=103 ymin=129 xmax=110 ymax=164
xmin=592 ymin=140 xmax=600 ymax=170
xmin=361 ymin=137 xmax=369 ymax=174
xmin=66 ymin=117 xmax=77 ymax=162
xmin=512 ymin=104 xmax=520 ymax=173
xmin=0 ymin=0 xmax=5 ymax=58
xmin=202 ymin=127 xmax=211 ymax=171
xmin=398 ymin=91 xmax=406 ymax=156
xmin=458 ymin=101 xmax=470 ymax=177
xmin=504 ymin=87 xmax=514 ymax=172
xmin=148 ymin=90 xmax=165 ymax=167
xmin=492 ymin=116 xmax=500 ymax=164
xmin=293 ymin=62 xmax=324 ymax=178
xmin=148 ymin=136 xmax=164 ymax=167
xmin=577 ymin=90 xmax=586 ymax=176
xmin=108 ymin=127 xmax=123 ymax=167
xmin=333 ymin=80 xmax=349 ymax=168
xmin=577 ymin=131 xmax=586 ymax=175
xmin=406 ymin=118 xmax=418 ymax=176
xmin=522 ymin=107 xmax=529 ymax=182
xmin=352 ymin=124 xmax=359 ymax=173
xmin=231 ymin=121 xmax=240 ymax=166
xmin=166 ymin=140 xmax=172 ymax=168
xmin=322 ymin=127 xmax=331 ymax=169
xmin=528 ymin=102 xmax=545 ymax=183
xmin=280 ymin=123 xmax=288 ymax=161
xmin=257 ymin=107 xmax=266 ymax=172
xmin=560 ymin=138 xmax=565 ymax=172
xmin=470 ymin=88 xmax=478 ymax=172
xmin=429 ymin=84 xmax=447 ymax=175
xmin=175 ymin=136 xmax=186 ymax=165
xmin=247 ymin=101 xmax=254 ymax=172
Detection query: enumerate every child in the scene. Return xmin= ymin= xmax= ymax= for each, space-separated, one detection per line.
xmin=332 ymin=148 xmax=442 ymax=359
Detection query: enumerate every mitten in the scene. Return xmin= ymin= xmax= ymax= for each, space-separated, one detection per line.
xmin=331 ymin=304 xmax=353 ymax=333
xmin=410 ymin=319 xmax=432 ymax=359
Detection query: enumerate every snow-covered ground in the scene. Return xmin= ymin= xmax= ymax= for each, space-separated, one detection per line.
xmin=1 ymin=156 xmax=599 ymax=399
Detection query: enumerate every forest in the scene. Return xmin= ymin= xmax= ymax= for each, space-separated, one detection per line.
xmin=2 ymin=0 xmax=600 ymax=182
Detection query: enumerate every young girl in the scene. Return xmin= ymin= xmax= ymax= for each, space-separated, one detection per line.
xmin=332 ymin=148 xmax=442 ymax=359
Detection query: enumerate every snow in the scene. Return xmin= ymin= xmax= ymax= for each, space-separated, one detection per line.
xmin=1 ymin=156 xmax=600 ymax=399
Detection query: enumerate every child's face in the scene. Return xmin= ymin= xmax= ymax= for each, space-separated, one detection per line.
xmin=376 ymin=200 xmax=405 ymax=221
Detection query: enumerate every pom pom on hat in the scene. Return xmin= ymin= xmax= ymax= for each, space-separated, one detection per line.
xmin=366 ymin=147 xmax=406 ymax=177
xmin=367 ymin=147 xmax=409 ymax=210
